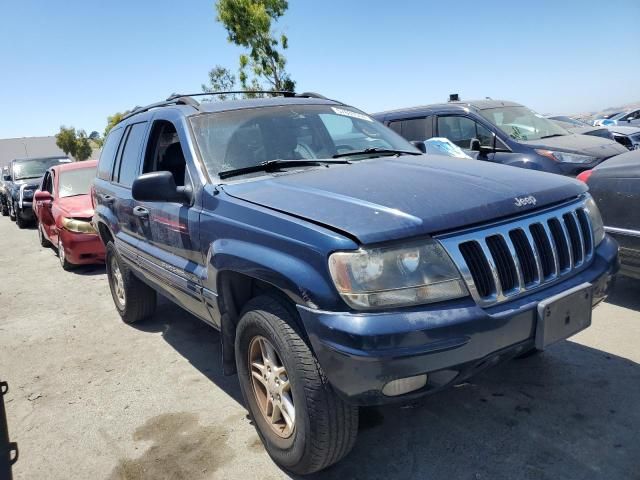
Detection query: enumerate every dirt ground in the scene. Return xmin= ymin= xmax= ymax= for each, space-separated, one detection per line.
xmin=1 ymin=218 xmax=639 ymax=480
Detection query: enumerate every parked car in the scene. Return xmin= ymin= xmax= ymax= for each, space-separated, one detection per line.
xmin=547 ymin=116 xmax=614 ymax=140
xmin=6 ymin=156 xmax=71 ymax=228
xmin=374 ymin=98 xmax=628 ymax=176
xmin=549 ymin=116 xmax=640 ymax=150
xmin=0 ymin=166 xmax=10 ymax=216
xmin=577 ymin=149 xmax=640 ymax=278
xmin=593 ymin=112 xmax=621 ymax=126
xmin=33 ymin=160 xmax=105 ymax=270
xmin=597 ymin=109 xmax=640 ymax=127
xmin=93 ymin=92 xmax=618 ymax=474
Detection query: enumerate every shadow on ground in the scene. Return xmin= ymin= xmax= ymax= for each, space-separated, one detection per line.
xmin=605 ymin=275 xmax=640 ymax=311
xmin=131 ymin=293 xmax=640 ymax=480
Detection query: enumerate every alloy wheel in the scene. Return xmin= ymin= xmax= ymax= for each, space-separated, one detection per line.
xmin=110 ymin=256 xmax=126 ymax=308
xmin=248 ymin=336 xmax=295 ymax=438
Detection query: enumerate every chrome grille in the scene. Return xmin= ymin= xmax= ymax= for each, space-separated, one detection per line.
xmin=439 ymin=199 xmax=595 ymax=307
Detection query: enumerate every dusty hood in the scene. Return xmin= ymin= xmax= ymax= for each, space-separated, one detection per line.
xmin=56 ymin=194 xmax=94 ymax=218
xmin=222 ymin=155 xmax=587 ymax=244
xmin=520 ymin=133 xmax=627 ymax=158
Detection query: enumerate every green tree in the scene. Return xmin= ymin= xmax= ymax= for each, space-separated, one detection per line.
xmin=104 ymin=111 xmax=127 ymax=138
xmin=202 ymin=65 xmax=237 ymax=100
xmin=75 ymin=130 xmax=93 ymax=161
xmin=215 ymin=0 xmax=295 ymax=93
xmin=56 ymin=126 xmax=78 ymax=157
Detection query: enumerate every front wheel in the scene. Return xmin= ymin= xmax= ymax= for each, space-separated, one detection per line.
xmin=57 ymin=238 xmax=75 ymax=270
xmin=235 ymin=295 xmax=358 ymax=475
xmin=38 ymin=224 xmax=52 ymax=248
xmin=105 ymin=241 xmax=156 ymax=323
xmin=15 ymin=208 xmax=29 ymax=229
xmin=8 ymin=201 xmax=15 ymax=221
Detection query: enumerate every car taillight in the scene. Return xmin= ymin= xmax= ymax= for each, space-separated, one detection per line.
xmin=576 ymin=169 xmax=593 ymax=183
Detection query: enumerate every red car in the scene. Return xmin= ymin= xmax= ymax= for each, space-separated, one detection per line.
xmin=33 ymin=160 xmax=105 ymax=270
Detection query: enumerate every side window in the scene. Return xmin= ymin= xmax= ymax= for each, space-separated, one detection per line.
xmin=401 ymin=117 xmax=430 ymax=141
xmin=476 ymin=122 xmax=494 ymax=147
xmin=97 ymin=127 xmax=124 ymax=180
xmin=143 ymin=120 xmax=188 ymax=187
xmin=437 ymin=116 xmax=476 ymax=149
xmin=116 ymin=122 xmax=147 ymax=187
xmin=388 ymin=121 xmax=402 ymax=134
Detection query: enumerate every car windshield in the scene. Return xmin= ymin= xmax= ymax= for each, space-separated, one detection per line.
xmin=550 ymin=116 xmax=588 ymax=127
xmin=480 ymin=106 xmax=569 ymax=141
xmin=13 ymin=158 xmax=69 ymax=180
xmin=190 ymin=104 xmax=417 ymax=177
xmin=58 ymin=166 xmax=97 ymax=198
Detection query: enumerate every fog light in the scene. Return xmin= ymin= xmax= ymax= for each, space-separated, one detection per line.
xmin=382 ymin=374 xmax=427 ymax=397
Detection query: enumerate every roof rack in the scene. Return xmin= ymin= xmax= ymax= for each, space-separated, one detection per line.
xmin=118 ymin=90 xmax=332 ymax=124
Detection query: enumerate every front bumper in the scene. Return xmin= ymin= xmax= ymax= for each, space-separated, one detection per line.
xmin=298 ymin=235 xmax=618 ymax=406
xmin=59 ymin=229 xmax=106 ymax=265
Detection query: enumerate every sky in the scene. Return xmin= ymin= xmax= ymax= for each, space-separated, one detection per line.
xmin=0 ymin=0 xmax=638 ymax=138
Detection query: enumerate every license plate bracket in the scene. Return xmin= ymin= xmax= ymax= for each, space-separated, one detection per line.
xmin=536 ymin=283 xmax=593 ymax=350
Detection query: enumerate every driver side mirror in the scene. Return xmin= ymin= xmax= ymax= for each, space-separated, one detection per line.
xmin=410 ymin=140 xmax=427 ymax=153
xmin=469 ymin=138 xmax=481 ymax=152
xmin=34 ymin=191 xmax=52 ymax=203
xmin=132 ymin=171 xmax=189 ymax=203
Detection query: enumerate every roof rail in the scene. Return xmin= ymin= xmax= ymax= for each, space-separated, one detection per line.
xmin=118 ymin=90 xmax=333 ymax=125
xmin=119 ymin=96 xmax=200 ymax=123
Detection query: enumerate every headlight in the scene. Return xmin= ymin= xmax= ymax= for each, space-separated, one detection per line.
xmin=535 ymin=150 xmax=597 ymax=164
xmin=583 ymin=195 xmax=605 ymax=246
xmin=22 ymin=189 xmax=34 ymax=199
xmin=61 ymin=217 xmax=96 ymax=234
xmin=328 ymin=239 xmax=468 ymax=310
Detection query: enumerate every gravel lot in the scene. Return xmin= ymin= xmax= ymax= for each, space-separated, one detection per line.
xmin=1 ymin=218 xmax=639 ymax=480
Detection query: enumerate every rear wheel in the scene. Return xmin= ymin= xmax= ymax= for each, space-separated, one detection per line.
xmin=235 ymin=295 xmax=358 ymax=475
xmin=38 ymin=224 xmax=52 ymax=248
xmin=105 ymin=241 xmax=156 ymax=323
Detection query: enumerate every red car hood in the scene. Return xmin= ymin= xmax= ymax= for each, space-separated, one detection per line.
xmin=56 ymin=194 xmax=94 ymax=218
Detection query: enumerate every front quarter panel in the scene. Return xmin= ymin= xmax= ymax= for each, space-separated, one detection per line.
xmin=200 ymin=186 xmax=357 ymax=318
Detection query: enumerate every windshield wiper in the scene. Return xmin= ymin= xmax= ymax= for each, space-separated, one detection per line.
xmin=540 ymin=134 xmax=566 ymax=139
xmin=332 ymin=147 xmax=422 ymax=159
xmin=218 ymin=159 xmax=351 ymax=180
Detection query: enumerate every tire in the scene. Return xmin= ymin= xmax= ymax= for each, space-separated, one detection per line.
xmin=57 ymin=238 xmax=75 ymax=271
xmin=15 ymin=208 xmax=29 ymax=229
xmin=0 ymin=200 xmax=8 ymax=217
xmin=105 ymin=241 xmax=156 ymax=323
xmin=8 ymin=201 xmax=15 ymax=221
xmin=38 ymin=224 xmax=52 ymax=248
xmin=235 ymin=295 xmax=358 ymax=475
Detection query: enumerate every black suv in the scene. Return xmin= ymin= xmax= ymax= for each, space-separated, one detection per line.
xmin=93 ymin=92 xmax=617 ymax=474
xmin=6 ymin=156 xmax=70 ymax=228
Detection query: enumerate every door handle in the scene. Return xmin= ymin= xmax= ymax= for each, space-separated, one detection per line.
xmin=133 ymin=206 xmax=149 ymax=218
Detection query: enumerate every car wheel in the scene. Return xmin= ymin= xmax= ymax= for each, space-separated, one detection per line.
xmin=38 ymin=224 xmax=52 ymax=248
xmin=105 ymin=241 xmax=156 ymax=323
xmin=57 ymin=238 xmax=75 ymax=271
xmin=8 ymin=202 xmax=15 ymax=221
xmin=235 ymin=295 xmax=358 ymax=475
xmin=0 ymin=201 xmax=8 ymax=216
xmin=15 ymin=208 xmax=28 ymax=229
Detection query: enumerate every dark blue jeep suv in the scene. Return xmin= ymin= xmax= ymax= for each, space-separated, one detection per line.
xmin=92 ymin=92 xmax=618 ymax=474
xmin=374 ymin=99 xmax=627 ymax=176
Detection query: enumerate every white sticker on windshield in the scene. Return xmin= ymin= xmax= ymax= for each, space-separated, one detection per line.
xmin=331 ymin=107 xmax=373 ymax=122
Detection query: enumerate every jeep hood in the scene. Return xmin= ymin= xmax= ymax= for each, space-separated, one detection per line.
xmin=519 ymin=133 xmax=627 ymax=158
xmin=221 ymin=155 xmax=587 ymax=244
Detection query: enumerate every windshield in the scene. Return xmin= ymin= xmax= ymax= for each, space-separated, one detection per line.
xmin=190 ymin=104 xmax=417 ymax=177
xmin=58 ymin=166 xmax=97 ymax=198
xmin=550 ymin=116 xmax=587 ymax=127
xmin=480 ymin=106 xmax=569 ymax=141
xmin=13 ymin=158 xmax=69 ymax=180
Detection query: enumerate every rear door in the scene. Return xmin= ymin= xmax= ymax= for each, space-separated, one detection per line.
xmin=108 ymin=121 xmax=150 ymax=260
